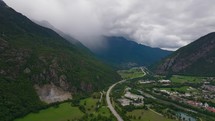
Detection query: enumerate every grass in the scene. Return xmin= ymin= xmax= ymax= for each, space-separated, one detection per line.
xmin=15 ymin=96 xmax=112 ymax=121
xmin=118 ymin=67 xmax=145 ymax=79
xmin=80 ymin=97 xmax=99 ymax=113
xmin=79 ymin=97 xmax=111 ymax=117
xmin=212 ymin=99 xmax=215 ymax=103
xmin=97 ymin=106 xmax=111 ymax=117
xmin=161 ymin=86 xmax=189 ymax=92
xmin=170 ymin=75 xmax=203 ymax=83
xmin=127 ymin=109 xmax=176 ymax=121
xmin=15 ymin=103 xmax=84 ymax=121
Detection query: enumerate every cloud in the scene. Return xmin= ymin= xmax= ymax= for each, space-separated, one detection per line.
xmin=4 ymin=0 xmax=215 ymax=50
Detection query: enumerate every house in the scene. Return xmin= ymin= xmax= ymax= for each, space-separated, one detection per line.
xmin=206 ymin=107 xmax=215 ymax=113
xmin=160 ymin=90 xmax=171 ymax=95
xmin=124 ymin=91 xmax=144 ymax=101
xmin=159 ymin=80 xmax=171 ymax=83
xmin=118 ymin=98 xmax=132 ymax=106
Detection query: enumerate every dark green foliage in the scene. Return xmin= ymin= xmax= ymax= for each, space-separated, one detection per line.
xmin=0 ymin=1 xmax=120 ymax=121
xmin=92 ymin=37 xmax=172 ymax=69
xmin=0 ymin=78 xmax=44 ymax=121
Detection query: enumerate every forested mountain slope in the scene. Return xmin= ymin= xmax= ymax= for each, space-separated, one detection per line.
xmin=0 ymin=1 xmax=120 ymax=121
xmin=154 ymin=32 xmax=215 ymax=76
xmin=92 ymin=36 xmax=172 ymax=69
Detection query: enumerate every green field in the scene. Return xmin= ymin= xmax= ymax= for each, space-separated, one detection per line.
xmin=170 ymin=75 xmax=203 ymax=83
xmin=15 ymin=103 xmax=84 ymax=121
xmin=212 ymin=99 xmax=215 ymax=103
xmin=97 ymin=106 xmax=111 ymax=117
xmin=127 ymin=109 xmax=176 ymax=121
xmin=161 ymin=86 xmax=189 ymax=93
xmin=80 ymin=97 xmax=111 ymax=117
xmin=118 ymin=67 xmax=145 ymax=79
xmin=80 ymin=97 xmax=99 ymax=113
xmin=15 ymin=96 xmax=112 ymax=121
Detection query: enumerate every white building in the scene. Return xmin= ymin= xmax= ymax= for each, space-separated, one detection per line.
xmin=159 ymin=80 xmax=171 ymax=83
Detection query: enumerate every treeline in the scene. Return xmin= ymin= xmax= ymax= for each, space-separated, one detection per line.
xmin=0 ymin=78 xmax=45 ymax=121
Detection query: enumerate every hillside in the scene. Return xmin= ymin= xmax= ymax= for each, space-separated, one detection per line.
xmin=154 ymin=32 xmax=215 ymax=76
xmin=0 ymin=1 xmax=120 ymax=121
xmin=34 ymin=20 xmax=86 ymax=47
xmin=92 ymin=36 xmax=172 ymax=69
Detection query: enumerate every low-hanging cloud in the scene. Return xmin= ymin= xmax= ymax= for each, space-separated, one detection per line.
xmin=4 ymin=0 xmax=215 ymax=50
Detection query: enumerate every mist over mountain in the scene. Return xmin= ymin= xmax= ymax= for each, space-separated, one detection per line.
xmin=34 ymin=20 xmax=172 ymax=69
xmin=92 ymin=37 xmax=172 ymax=69
xmin=2 ymin=0 xmax=215 ymax=121
xmin=4 ymin=0 xmax=215 ymax=51
xmin=34 ymin=20 xmax=81 ymax=45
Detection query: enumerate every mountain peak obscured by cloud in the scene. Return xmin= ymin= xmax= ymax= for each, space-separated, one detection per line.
xmin=4 ymin=0 xmax=215 ymax=50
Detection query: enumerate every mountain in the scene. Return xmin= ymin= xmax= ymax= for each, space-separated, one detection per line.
xmin=154 ymin=32 xmax=215 ymax=76
xmin=34 ymin=20 xmax=82 ymax=46
xmin=0 ymin=1 xmax=120 ymax=121
xmin=34 ymin=20 xmax=93 ymax=54
xmin=92 ymin=36 xmax=172 ymax=69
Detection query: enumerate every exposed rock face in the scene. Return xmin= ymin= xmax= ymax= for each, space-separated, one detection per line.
xmin=80 ymin=81 xmax=93 ymax=92
xmin=154 ymin=32 xmax=215 ymax=76
xmin=59 ymin=75 xmax=69 ymax=90
xmin=34 ymin=83 xmax=72 ymax=104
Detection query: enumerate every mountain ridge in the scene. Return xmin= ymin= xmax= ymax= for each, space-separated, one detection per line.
xmin=153 ymin=32 xmax=215 ymax=76
xmin=92 ymin=36 xmax=172 ymax=69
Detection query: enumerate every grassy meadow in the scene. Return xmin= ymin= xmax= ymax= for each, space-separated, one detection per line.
xmin=118 ymin=67 xmax=145 ymax=79
xmin=127 ymin=109 xmax=176 ymax=121
xmin=170 ymin=75 xmax=204 ymax=83
xmin=15 ymin=103 xmax=84 ymax=121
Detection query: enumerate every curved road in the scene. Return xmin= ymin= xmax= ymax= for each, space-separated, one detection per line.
xmin=106 ymin=80 xmax=125 ymax=121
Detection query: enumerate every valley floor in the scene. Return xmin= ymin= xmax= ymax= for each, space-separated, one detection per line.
xmin=111 ymin=67 xmax=215 ymax=121
xmin=15 ymin=93 xmax=116 ymax=121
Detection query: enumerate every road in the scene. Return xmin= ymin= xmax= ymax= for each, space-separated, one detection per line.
xmin=140 ymin=67 xmax=145 ymax=73
xmin=106 ymin=80 xmax=125 ymax=121
xmin=140 ymin=67 xmax=147 ymax=75
xmin=106 ymin=68 xmax=144 ymax=121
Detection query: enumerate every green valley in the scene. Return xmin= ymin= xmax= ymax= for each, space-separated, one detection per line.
xmin=15 ymin=92 xmax=116 ymax=121
xmin=1 ymin=0 xmax=215 ymax=121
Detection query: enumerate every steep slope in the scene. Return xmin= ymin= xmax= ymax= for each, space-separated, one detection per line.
xmin=0 ymin=1 xmax=120 ymax=121
xmin=92 ymin=37 xmax=172 ymax=69
xmin=154 ymin=32 xmax=215 ymax=76
xmin=34 ymin=20 xmax=84 ymax=46
xmin=34 ymin=20 xmax=93 ymax=58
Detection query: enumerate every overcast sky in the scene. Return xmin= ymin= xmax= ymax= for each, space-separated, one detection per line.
xmin=4 ymin=0 xmax=215 ymax=50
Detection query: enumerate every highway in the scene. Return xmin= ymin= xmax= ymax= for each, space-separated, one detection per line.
xmin=106 ymin=80 xmax=125 ymax=121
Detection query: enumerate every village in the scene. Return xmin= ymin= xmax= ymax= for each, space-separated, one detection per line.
xmin=118 ymin=87 xmax=144 ymax=107
xmin=139 ymin=78 xmax=215 ymax=113
xmin=115 ymin=67 xmax=215 ymax=121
